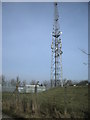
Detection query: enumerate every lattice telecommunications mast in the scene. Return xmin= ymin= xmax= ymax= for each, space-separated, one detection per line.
xmin=50 ymin=2 xmax=63 ymax=87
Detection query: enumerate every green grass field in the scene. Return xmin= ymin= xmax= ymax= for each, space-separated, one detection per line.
xmin=2 ymin=86 xmax=88 ymax=118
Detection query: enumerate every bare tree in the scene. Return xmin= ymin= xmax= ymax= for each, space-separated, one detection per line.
xmin=22 ymin=80 xmax=26 ymax=87
xmin=66 ymin=80 xmax=73 ymax=86
xmin=42 ymin=80 xmax=51 ymax=89
xmin=10 ymin=79 xmax=16 ymax=86
xmin=2 ymin=75 xmax=6 ymax=86
xmin=30 ymin=80 xmax=36 ymax=85
xmin=79 ymin=48 xmax=90 ymax=55
xmin=14 ymin=76 xmax=20 ymax=93
xmin=63 ymin=78 xmax=67 ymax=86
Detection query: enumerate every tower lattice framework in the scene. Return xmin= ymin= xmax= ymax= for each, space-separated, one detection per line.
xmin=50 ymin=2 xmax=63 ymax=87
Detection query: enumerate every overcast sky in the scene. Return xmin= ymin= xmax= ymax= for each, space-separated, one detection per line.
xmin=2 ymin=2 xmax=88 ymax=82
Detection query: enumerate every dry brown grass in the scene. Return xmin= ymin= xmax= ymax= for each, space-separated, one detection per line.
xmin=2 ymin=86 xmax=88 ymax=118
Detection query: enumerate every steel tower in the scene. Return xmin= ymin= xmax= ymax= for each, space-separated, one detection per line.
xmin=50 ymin=2 xmax=63 ymax=87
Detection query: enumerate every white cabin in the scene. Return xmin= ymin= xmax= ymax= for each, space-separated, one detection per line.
xmin=25 ymin=84 xmax=46 ymax=93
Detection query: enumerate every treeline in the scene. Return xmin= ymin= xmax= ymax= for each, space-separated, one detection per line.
xmin=0 ymin=75 xmax=89 ymax=88
xmin=63 ymin=79 xmax=88 ymax=86
xmin=0 ymin=75 xmax=50 ymax=89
